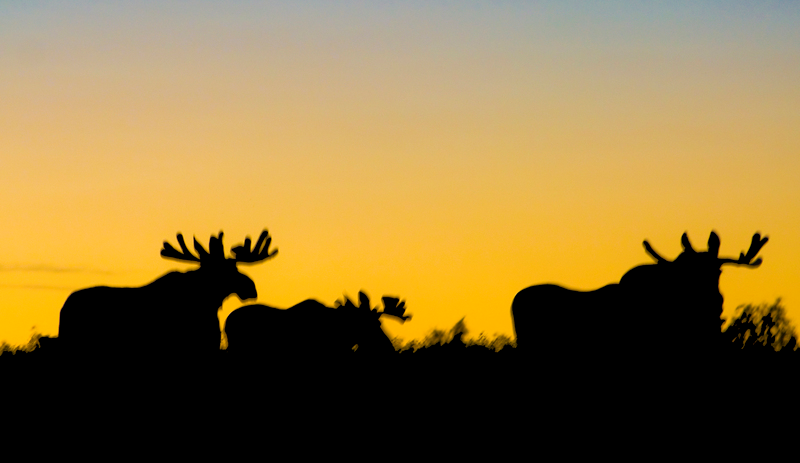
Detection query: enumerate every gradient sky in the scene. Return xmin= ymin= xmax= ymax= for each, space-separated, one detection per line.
xmin=1 ymin=1 xmax=798 ymax=347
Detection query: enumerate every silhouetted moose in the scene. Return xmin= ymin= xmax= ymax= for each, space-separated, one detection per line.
xmin=224 ymin=291 xmax=410 ymax=362
xmin=57 ymin=229 xmax=278 ymax=363
xmin=511 ymin=231 xmax=768 ymax=362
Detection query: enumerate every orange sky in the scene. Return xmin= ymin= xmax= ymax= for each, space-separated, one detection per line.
xmin=1 ymin=2 xmax=798 ymax=347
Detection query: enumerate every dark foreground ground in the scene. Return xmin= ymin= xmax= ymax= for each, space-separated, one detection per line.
xmin=2 ymin=337 xmax=792 ymax=403
xmin=2 ymin=338 xmax=793 ymax=457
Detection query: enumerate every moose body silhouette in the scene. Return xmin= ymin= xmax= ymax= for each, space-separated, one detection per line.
xmin=511 ymin=231 xmax=768 ymax=363
xmin=224 ymin=291 xmax=410 ymax=362
xmin=57 ymin=230 xmax=278 ymax=363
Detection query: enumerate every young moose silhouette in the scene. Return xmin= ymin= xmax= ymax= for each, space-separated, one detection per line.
xmin=57 ymin=229 xmax=278 ymax=363
xmin=224 ymin=291 xmax=410 ymax=363
xmin=511 ymin=231 xmax=768 ymax=363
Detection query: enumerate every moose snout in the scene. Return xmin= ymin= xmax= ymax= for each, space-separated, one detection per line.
xmin=236 ymin=287 xmax=258 ymax=301
xmin=234 ymin=277 xmax=258 ymax=301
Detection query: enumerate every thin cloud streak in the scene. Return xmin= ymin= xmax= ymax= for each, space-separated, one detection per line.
xmin=0 ymin=284 xmax=76 ymax=291
xmin=0 ymin=264 xmax=115 ymax=275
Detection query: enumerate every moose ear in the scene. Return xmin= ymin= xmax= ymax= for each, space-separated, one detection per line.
xmin=209 ymin=232 xmax=225 ymax=259
xmin=681 ymin=232 xmax=696 ymax=254
xmin=707 ymin=231 xmax=720 ymax=257
xmin=358 ymin=291 xmax=371 ymax=310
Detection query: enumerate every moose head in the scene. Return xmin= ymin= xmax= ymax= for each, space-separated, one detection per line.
xmin=160 ymin=229 xmax=278 ymax=303
xmin=633 ymin=231 xmax=768 ymax=332
xmin=327 ymin=291 xmax=412 ymax=355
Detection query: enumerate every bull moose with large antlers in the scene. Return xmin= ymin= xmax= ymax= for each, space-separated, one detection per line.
xmin=511 ymin=231 xmax=768 ymax=362
xmin=224 ymin=291 xmax=410 ymax=362
xmin=57 ymin=229 xmax=278 ymax=363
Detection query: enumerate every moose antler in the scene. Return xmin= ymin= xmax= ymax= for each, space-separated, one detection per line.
xmin=162 ymin=232 xmax=228 ymax=263
xmin=231 ymin=229 xmax=279 ymax=264
xmin=334 ymin=294 xmax=363 ymax=315
xmin=162 ymin=233 xmax=202 ymax=262
xmin=335 ymin=291 xmax=372 ymax=311
xmin=381 ymin=296 xmax=411 ymax=322
xmin=192 ymin=232 xmax=227 ymax=262
xmin=334 ymin=291 xmax=411 ymax=323
xmin=719 ymin=233 xmax=768 ymax=267
xmin=643 ymin=240 xmax=669 ymax=264
xmin=163 ymin=230 xmax=274 ymax=264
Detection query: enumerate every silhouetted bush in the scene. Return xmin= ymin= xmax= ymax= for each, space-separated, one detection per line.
xmin=391 ymin=319 xmax=517 ymax=378
xmin=0 ymin=331 xmax=44 ymax=355
xmin=723 ymin=298 xmax=798 ymax=354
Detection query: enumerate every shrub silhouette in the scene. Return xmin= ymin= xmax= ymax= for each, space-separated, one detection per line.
xmin=0 ymin=331 xmax=46 ymax=356
xmin=723 ymin=299 xmax=798 ymax=354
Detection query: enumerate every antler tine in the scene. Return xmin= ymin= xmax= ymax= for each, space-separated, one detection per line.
xmin=643 ymin=240 xmax=669 ymax=264
xmin=719 ymin=232 xmax=769 ymax=267
xmin=746 ymin=233 xmax=769 ymax=261
xmin=231 ymin=229 xmax=279 ymax=264
xmin=193 ymin=236 xmax=211 ymax=260
xmin=161 ymin=233 xmax=201 ymax=263
xmin=177 ymin=234 xmax=194 ymax=257
xmin=358 ymin=291 xmax=372 ymax=310
xmin=253 ymin=230 xmax=273 ymax=257
xmin=335 ymin=294 xmax=358 ymax=310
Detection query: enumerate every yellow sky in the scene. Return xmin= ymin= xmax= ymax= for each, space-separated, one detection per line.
xmin=1 ymin=2 xmax=798 ymax=347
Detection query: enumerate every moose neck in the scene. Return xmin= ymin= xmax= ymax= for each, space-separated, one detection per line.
xmin=156 ymin=268 xmax=232 ymax=310
xmin=354 ymin=321 xmax=396 ymax=354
